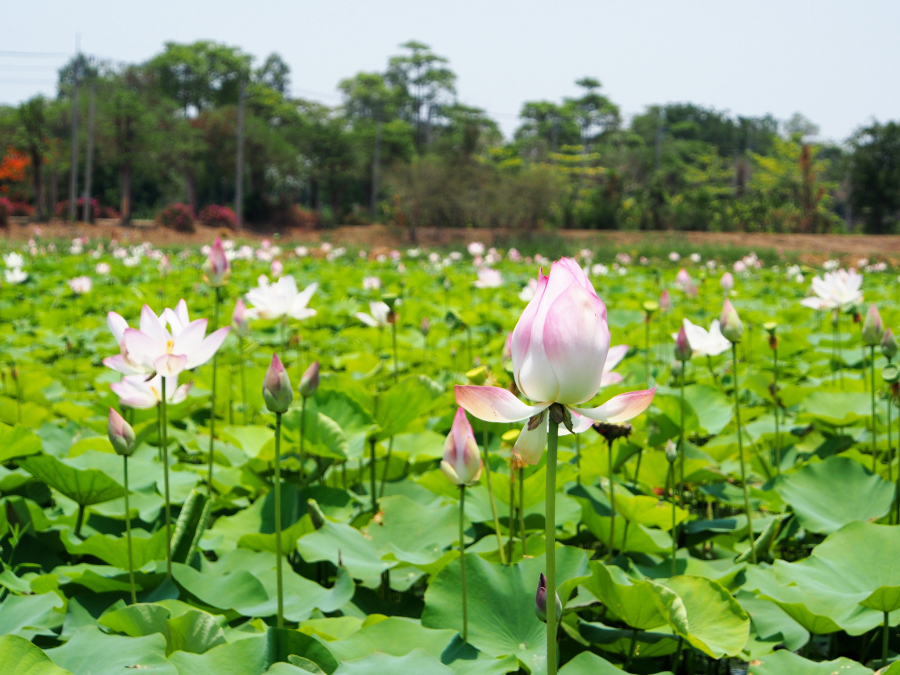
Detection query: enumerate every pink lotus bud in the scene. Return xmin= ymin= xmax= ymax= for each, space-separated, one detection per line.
xmin=263 ymin=354 xmax=293 ymax=413
xmin=158 ymin=254 xmax=171 ymax=275
xmin=659 ymin=289 xmax=671 ymax=313
xmin=535 ymin=572 xmax=562 ymax=624
xmin=720 ymin=272 xmax=734 ymax=292
xmin=420 ymin=317 xmax=430 ymax=337
xmin=502 ymin=331 xmax=513 ymax=361
xmin=675 ymin=268 xmax=692 ymax=289
xmin=440 ymin=407 xmax=483 ymax=486
xmin=298 ymin=360 xmax=319 ymax=398
xmin=232 ymin=299 xmax=249 ymax=337
xmin=108 ymin=408 xmax=136 ymax=457
xmin=665 ymin=439 xmax=678 ymax=464
xmin=202 ymin=237 xmax=230 ymax=287
xmin=510 ymin=258 xmax=610 ymax=405
xmin=674 ymin=325 xmax=692 ymax=362
xmin=271 ymin=259 xmax=283 ymax=277
xmin=862 ymin=304 xmax=885 ymax=347
xmin=883 ymin=328 xmax=898 ymax=361
xmin=720 ymin=299 xmax=743 ymax=343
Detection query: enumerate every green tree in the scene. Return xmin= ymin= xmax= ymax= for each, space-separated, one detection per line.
xmin=15 ymin=96 xmax=51 ymax=220
xmin=849 ymin=121 xmax=900 ymax=234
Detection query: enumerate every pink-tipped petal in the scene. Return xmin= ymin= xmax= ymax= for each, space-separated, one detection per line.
xmin=154 ymin=353 xmax=187 ymax=378
xmin=121 ymin=328 xmax=160 ymax=371
xmin=513 ymin=419 xmax=548 ymax=465
xmin=599 ymin=371 xmax=624 ymax=387
xmin=107 ymin=312 xmax=129 ymax=345
xmin=186 ymin=326 xmax=230 ymax=369
xmin=511 ymin=271 xmax=549 ymax=391
xmin=173 ymin=318 xmax=208 ymax=362
xmin=570 ymin=386 xmax=657 ymax=424
xmin=138 ymin=305 xmax=168 ymax=347
xmin=455 ymin=385 xmax=550 ymax=423
xmin=558 ymin=411 xmax=595 ymax=437
xmin=603 ymin=345 xmax=629 ymax=373
xmin=102 ymin=354 xmax=144 ymax=376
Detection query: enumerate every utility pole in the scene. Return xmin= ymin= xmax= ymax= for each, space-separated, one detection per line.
xmin=654 ymin=107 xmax=664 ymax=172
xmin=82 ymin=76 xmax=96 ymax=223
xmin=370 ymin=117 xmax=382 ymax=220
xmin=68 ymin=37 xmax=80 ymax=223
xmin=234 ymin=73 xmax=245 ymax=229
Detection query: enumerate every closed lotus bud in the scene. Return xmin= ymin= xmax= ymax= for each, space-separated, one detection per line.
xmin=232 ymin=299 xmax=250 ymax=337
xmin=263 ymin=354 xmax=293 ymax=413
xmin=676 ymin=268 xmax=692 ymax=290
xmin=862 ymin=304 xmax=885 ymax=347
xmin=659 ymin=289 xmax=671 ymax=313
xmin=108 ymin=408 xmax=136 ymax=457
xmin=202 ymin=237 xmax=230 ymax=287
xmin=502 ymin=332 xmax=513 ymax=361
xmin=764 ymin=322 xmax=778 ymax=350
xmin=535 ymin=572 xmax=562 ymax=624
xmin=883 ymin=329 xmax=898 ymax=361
xmin=298 ymin=361 xmax=319 ymax=398
xmin=420 ymin=317 xmax=430 ymax=337
xmin=665 ymin=439 xmax=678 ymax=464
xmin=674 ymin=325 xmax=692 ymax=362
xmin=440 ymin=407 xmax=483 ymax=486
xmin=720 ymin=299 xmax=743 ymax=343
xmin=720 ymin=272 xmax=734 ymax=292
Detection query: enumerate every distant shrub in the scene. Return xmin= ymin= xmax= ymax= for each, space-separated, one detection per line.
xmin=100 ymin=205 xmax=121 ymax=219
xmin=272 ymin=205 xmax=320 ymax=230
xmin=55 ymin=198 xmax=99 ymax=222
xmin=8 ymin=200 xmax=34 ymax=217
xmin=0 ymin=197 xmax=9 ymax=227
xmin=157 ymin=203 xmax=195 ymax=233
xmin=199 ymin=204 xmax=237 ymax=229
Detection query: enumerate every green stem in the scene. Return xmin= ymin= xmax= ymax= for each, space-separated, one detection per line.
xmin=508 ymin=472 xmax=515 ymax=562
xmin=369 ymin=437 xmax=378 ymax=513
xmin=160 ymin=381 xmax=172 ymax=578
xmin=679 ymin=361 xmax=686 ymax=506
xmin=518 ymin=467 xmax=526 ymax=557
xmin=207 ymin=286 xmax=220 ymax=498
xmin=872 ymin=345 xmax=878 ymax=472
xmin=545 ymin=421 xmax=559 ymax=675
xmin=300 ymin=396 xmax=306 ymax=482
xmin=459 ymin=485 xmax=468 ymax=642
xmin=74 ymin=503 xmax=85 ymax=540
xmin=392 ymin=320 xmax=399 ymax=383
xmin=124 ymin=455 xmax=136 ymax=604
xmin=626 ymin=628 xmax=639 ymax=670
xmin=889 ymin=392 xmax=894 ymax=487
xmin=773 ymin=346 xmax=780 ymax=475
xmin=670 ymin=461 xmax=677 ymax=576
xmin=884 ymin=610 xmax=891 ymax=667
xmin=607 ymin=439 xmax=615 ymax=562
xmin=732 ymin=342 xmax=757 ymax=564
xmin=274 ymin=412 xmax=284 ymax=628
xmin=836 ymin=313 xmax=844 ymax=389
xmin=480 ymin=426 xmax=506 ymax=564
xmin=632 ymin=447 xmax=643 ymax=490
xmin=465 ymin=326 xmax=472 ymax=370
xmin=379 ymin=437 xmax=393 ymax=497
xmin=645 ymin=317 xmax=651 ymax=385
xmin=575 ymin=434 xmax=581 ymax=485
xmin=239 ymin=336 xmax=248 ymax=425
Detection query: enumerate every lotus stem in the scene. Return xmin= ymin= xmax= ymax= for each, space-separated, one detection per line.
xmin=607 ymin=438 xmax=616 ymax=562
xmin=74 ymin=503 xmax=85 ymax=540
xmin=300 ymin=395 xmax=306 ymax=480
xmin=507 ymin=472 xmax=515 ymax=562
xmin=545 ymin=421 xmax=559 ymax=675
xmin=670 ymin=460 xmax=677 ymax=577
xmin=645 ymin=317 xmax=651 ymax=385
xmin=379 ymin=437 xmax=394 ymax=497
xmin=575 ymin=434 xmax=581 ymax=485
xmin=160 ymin=381 xmax=172 ymax=578
xmin=518 ymin=467 xmax=526 ymax=557
xmin=871 ymin=345 xmax=878 ymax=473
xmin=679 ymin=360 xmax=686 ymax=507
xmin=391 ymin=320 xmax=399 ymax=383
xmin=239 ymin=336 xmax=248 ymax=425
xmin=883 ymin=610 xmax=891 ymax=668
xmin=459 ymin=485 xmax=468 ymax=642
xmin=480 ymin=426 xmax=506 ymax=564
xmin=626 ymin=628 xmax=639 ymax=670
xmin=732 ymin=342 xmax=757 ymax=564
xmin=773 ymin=345 xmax=780 ymax=475
xmin=836 ymin=312 xmax=844 ymax=389
xmin=369 ymin=437 xmax=378 ymax=513
xmin=207 ymin=286 xmax=220 ymax=498
xmin=124 ymin=454 xmax=136 ymax=604
xmin=274 ymin=411 xmax=284 ymax=628
xmin=888 ymin=393 xmax=893 ymax=486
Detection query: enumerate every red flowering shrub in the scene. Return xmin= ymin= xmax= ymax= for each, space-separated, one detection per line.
xmin=9 ymin=200 xmax=33 ymax=217
xmin=100 ymin=205 xmax=121 ymax=219
xmin=199 ymin=204 xmax=237 ymax=229
xmin=157 ymin=203 xmax=195 ymax=232
xmin=55 ymin=198 xmax=99 ymax=222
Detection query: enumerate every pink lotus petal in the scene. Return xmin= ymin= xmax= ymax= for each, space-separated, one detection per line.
xmin=570 ymin=386 xmax=657 ymax=424
xmin=122 ymin=328 xmax=160 ymax=371
xmin=185 ymin=326 xmax=230 ymax=370
xmin=604 ymin=345 xmax=629 ymax=373
xmin=102 ymin=354 xmax=145 ymax=376
xmin=455 ymin=385 xmax=550 ymax=423
xmin=138 ymin=305 xmax=169 ymax=347
xmin=107 ymin=312 xmax=129 ymax=345
xmin=513 ymin=418 xmax=548 ymax=465
xmin=173 ymin=319 xmax=208 ymax=365
xmin=154 ymin=353 xmax=187 ymax=378
xmin=599 ymin=371 xmax=624 ymax=387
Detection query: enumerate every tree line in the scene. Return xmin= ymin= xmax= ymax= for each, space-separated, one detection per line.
xmin=1 ymin=39 xmax=899 ymax=234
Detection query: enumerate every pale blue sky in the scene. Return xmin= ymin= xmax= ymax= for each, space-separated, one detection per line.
xmin=2 ymin=0 xmax=897 ymax=142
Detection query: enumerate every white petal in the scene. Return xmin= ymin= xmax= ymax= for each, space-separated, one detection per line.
xmin=454 ymin=385 xmax=550 ymax=423
xmin=571 ymin=387 xmax=657 ymax=424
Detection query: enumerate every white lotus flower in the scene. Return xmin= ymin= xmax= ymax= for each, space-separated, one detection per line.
xmin=4 ymin=268 xmax=27 ymax=284
xmin=244 ymin=275 xmax=318 ymax=321
xmin=110 ymin=374 xmax=192 ymax=409
xmin=4 ymin=252 xmax=25 ymax=268
xmin=355 ymin=301 xmax=390 ymax=328
xmin=675 ymin=318 xmax=731 ymax=357
xmin=474 ymin=268 xmax=503 ymax=289
xmin=800 ymin=269 xmax=863 ymax=311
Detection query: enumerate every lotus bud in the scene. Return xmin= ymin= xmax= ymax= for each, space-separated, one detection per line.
xmin=262 ymin=354 xmax=293 ymax=413
xmin=862 ymin=304 xmax=885 ymax=347
xmin=720 ymin=271 xmax=734 ymax=292
xmin=720 ymin=299 xmax=743 ymax=343
xmin=535 ymin=572 xmax=562 ymax=624
xmin=676 ymin=268 xmax=692 ymax=289
xmin=659 ymin=289 xmax=671 ymax=313
xmin=108 ymin=408 xmax=136 ymax=457
xmin=440 ymin=407 xmax=483 ymax=486
xmin=232 ymin=299 xmax=250 ymax=337
xmin=306 ymin=499 xmax=326 ymax=529
xmin=502 ymin=331 xmax=513 ymax=361
xmin=298 ymin=361 xmax=319 ymax=398
xmin=674 ymin=325 xmax=692 ymax=362
xmin=202 ymin=237 xmax=230 ymax=287
xmin=764 ymin=322 xmax=777 ymax=351
xmin=158 ymin=254 xmax=171 ymax=275
xmin=420 ymin=317 xmax=430 ymax=337
xmin=665 ymin=439 xmax=677 ymax=464
xmin=883 ymin=329 xmax=898 ymax=362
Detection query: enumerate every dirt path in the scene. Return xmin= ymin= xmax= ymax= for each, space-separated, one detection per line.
xmin=4 ymin=219 xmax=898 ymax=265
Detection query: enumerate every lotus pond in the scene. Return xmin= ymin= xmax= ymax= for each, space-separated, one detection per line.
xmin=2 ymin=237 xmax=900 ymax=675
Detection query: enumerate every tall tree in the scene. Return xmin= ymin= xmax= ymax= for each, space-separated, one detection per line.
xmin=15 ymin=96 xmax=51 ymax=220
xmin=849 ymin=121 xmax=900 ymax=234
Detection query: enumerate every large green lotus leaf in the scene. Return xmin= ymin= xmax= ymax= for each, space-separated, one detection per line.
xmin=99 ymin=602 xmax=171 ymax=637
xmin=333 ymin=649 xmax=454 ymax=675
xmin=169 ymin=629 xmax=337 ymax=675
xmin=517 ymin=546 xmax=591 ymax=610
xmin=45 ymin=626 xmax=177 ymax=675
xmin=611 ymin=493 xmax=690 ymax=531
xmin=299 ymin=389 xmax=375 ymax=460
xmin=325 ymin=617 xmax=456 ymax=662
xmin=0 ymin=591 xmax=66 ymax=640
xmin=0 ymin=634 xmax=73 ymax=675
xmin=219 ymin=425 xmax=275 ymax=458
xmin=421 ymin=554 xmax=547 ymax=672
xmin=582 ymin=562 xmax=679 ymax=631
xmin=390 ymin=431 xmax=445 ymax=463
xmin=557 ymin=651 xmax=671 ymax=674
xmin=295 ymin=517 xmax=395 ymax=587
xmin=63 ymin=526 xmax=166 ymax=569
xmin=19 ymin=453 xmax=126 ymax=506
xmin=661 ymin=576 xmax=750 ymax=658
xmin=748 ymin=650 xmax=873 ymax=675
xmin=361 ymin=494 xmax=460 ymax=556
xmin=683 ymin=384 xmax=734 ymax=435
xmin=797 ymin=391 xmax=872 ymax=426
xmin=577 ymin=620 xmax=677 ymax=658
xmin=0 ymin=423 xmax=43 ymax=462
xmin=735 ymin=590 xmax=809 ymax=658
xmin=775 ymin=456 xmax=894 ymax=533
xmin=278 ymin=410 xmax=347 ymax=461
xmin=99 ymin=602 xmax=226 ymax=656
xmin=578 ymin=499 xmax=673 ymax=555
xmin=374 ymin=375 xmax=445 ymax=440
